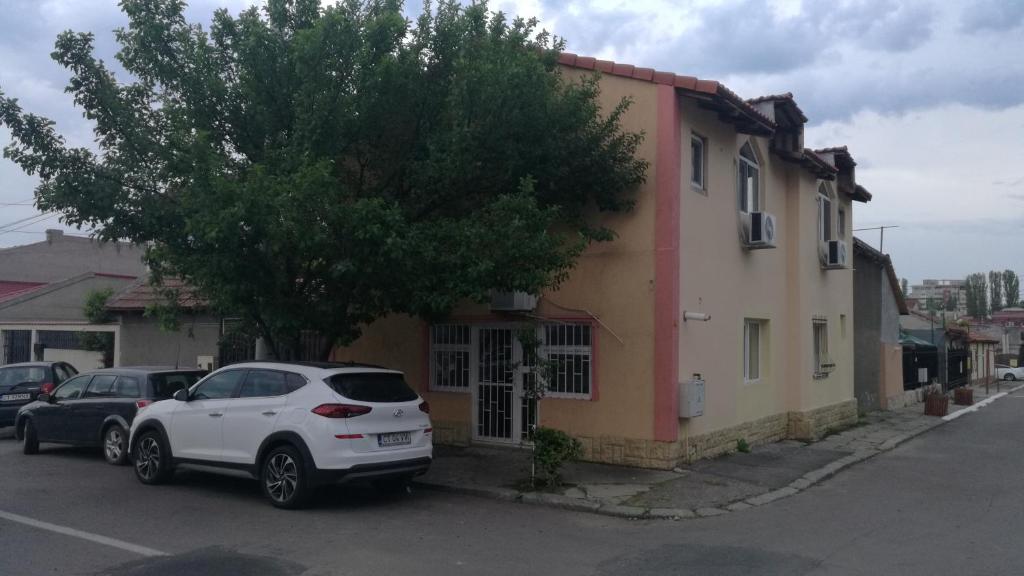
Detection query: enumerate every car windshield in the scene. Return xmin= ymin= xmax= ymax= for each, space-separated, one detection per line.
xmin=0 ymin=367 xmax=46 ymax=387
xmin=325 ymin=372 xmax=418 ymax=403
xmin=150 ymin=372 xmax=205 ymax=399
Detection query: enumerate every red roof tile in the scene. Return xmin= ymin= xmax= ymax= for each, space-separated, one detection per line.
xmin=556 ymin=51 xmax=775 ymax=132
xmin=0 ymin=280 xmax=46 ymax=303
xmin=106 ymin=277 xmax=206 ymax=311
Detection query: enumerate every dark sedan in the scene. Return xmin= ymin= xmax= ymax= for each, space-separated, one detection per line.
xmin=0 ymin=362 xmax=78 ymax=428
xmin=15 ymin=367 xmax=206 ymax=464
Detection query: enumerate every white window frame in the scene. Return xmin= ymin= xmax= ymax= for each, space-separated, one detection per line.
xmin=541 ymin=323 xmax=593 ymax=399
xmin=813 ymin=318 xmax=832 ymax=378
xmin=691 ymin=133 xmax=707 ymax=191
xmin=738 ymin=143 xmax=760 ymax=213
xmin=743 ymin=319 xmax=762 ymax=383
xmin=429 ymin=324 xmax=472 ymax=392
xmin=818 ymin=183 xmax=833 ymax=243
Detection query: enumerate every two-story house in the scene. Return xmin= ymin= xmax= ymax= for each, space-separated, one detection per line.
xmin=332 ymin=53 xmax=873 ymax=469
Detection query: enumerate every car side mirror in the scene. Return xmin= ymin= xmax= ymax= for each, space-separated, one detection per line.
xmin=173 ymin=389 xmax=189 ymax=402
xmin=37 ymin=393 xmax=52 ymax=404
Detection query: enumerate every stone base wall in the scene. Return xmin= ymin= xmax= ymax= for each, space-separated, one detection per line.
xmin=573 ymin=436 xmax=682 ymax=470
xmin=787 ymin=399 xmax=858 ymax=441
xmin=430 ymin=399 xmax=861 ymax=469
xmin=432 ymin=419 xmax=470 ymax=446
xmin=683 ymin=413 xmax=789 ymax=462
xmin=885 ymin=383 xmax=941 ymax=411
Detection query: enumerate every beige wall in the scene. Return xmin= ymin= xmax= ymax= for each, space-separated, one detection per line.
xmin=677 ymin=96 xmax=856 ymax=444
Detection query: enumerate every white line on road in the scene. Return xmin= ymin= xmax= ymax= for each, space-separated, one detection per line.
xmin=942 ymin=384 xmax=1024 ymax=422
xmin=0 ymin=509 xmax=168 ymax=557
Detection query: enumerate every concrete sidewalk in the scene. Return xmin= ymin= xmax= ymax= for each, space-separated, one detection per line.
xmin=415 ymin=382 xmax=1020 ymax=519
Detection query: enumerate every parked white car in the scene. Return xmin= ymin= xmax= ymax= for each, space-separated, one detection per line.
xmin=995 ymin=364 xmax=1024 ymax=381
xmin=128 ymin=361 xmax=432 ymax=508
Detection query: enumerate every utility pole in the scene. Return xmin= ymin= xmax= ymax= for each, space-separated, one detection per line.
xmin=853 ymin=225 xmax=900 ymax=253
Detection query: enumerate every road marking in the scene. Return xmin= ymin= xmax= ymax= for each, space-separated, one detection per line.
xmin=0 ymin=509 xmax=167 ymax=557
xmin=943 ymin=384 xmax=1024 ymax=422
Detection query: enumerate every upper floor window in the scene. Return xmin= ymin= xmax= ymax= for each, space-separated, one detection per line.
xmin=837 ymin=206 xmax=846 ymax=237
xmin=743 ymin=319 xmax=763 ymax=382
xmin=738 ymin=143 xmax=759 ymax=212
xmin=817 ymin=183 xmax=833 ymax=242
xmin=691 ymin=133 xmax=706 ymax=191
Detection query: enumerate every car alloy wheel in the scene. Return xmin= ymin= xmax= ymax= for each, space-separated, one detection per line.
xmin=135 ymin=436 xmax=162 ymax=481
xmin=104 ymin=426 xmax=126 ymax=465
xmin=265 ymin=453 xmax=299 ymax=504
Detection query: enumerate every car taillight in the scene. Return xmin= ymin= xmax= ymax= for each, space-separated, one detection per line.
xmin=311 ymin=404 xmax=372 ymax=418
xmin=418 ymin=401 xmax=430 ymax=414
xmin=39 ymin=383 xmax=55 ymax=394
xmin=136 ymin=400 xmax=153 ymax=409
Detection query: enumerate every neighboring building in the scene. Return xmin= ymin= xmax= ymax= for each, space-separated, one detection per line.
xmin=909 ymin=279 xmax=967 ymax=318
xmin=0 ymin=230 xmax=146 ymax=368
xmin=0 ymin=229 xmax=145 ymax=282
xmin=333 ymin=53 xmax=872 ymax=468
xmin=0 ymin=272 xmax=138 ymax=368
xmin=104 ymin=278 xmax=222 ymax=369
xmin=901 ymin=312 xmax=971 ymax=389
xmin=968 ymin=334 xmax=998 ymax=386
xmin=986 ymin=307 xmax=1024 ymax=359
xmin=853 ymin=238 xmax=909 ymax=412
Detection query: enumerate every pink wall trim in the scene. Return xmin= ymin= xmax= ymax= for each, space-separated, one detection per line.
xmin=653 ymin=84 xmax=681 ymax=442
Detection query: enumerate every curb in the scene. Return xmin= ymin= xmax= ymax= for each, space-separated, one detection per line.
xmin=413 ymin=385 xmax=1023 ymax=521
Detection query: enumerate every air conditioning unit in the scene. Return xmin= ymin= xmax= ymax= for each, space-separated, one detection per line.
xmin=741 ymin=211 xmax=777 ymax=249
xmin=490 ymin=291 xmax=538 ymax=312
xmin=823 ymin=239 xmax=848 ymax=269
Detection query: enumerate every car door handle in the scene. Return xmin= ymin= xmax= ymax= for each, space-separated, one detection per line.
xmin=261 ymin=411 xmax=277 ymax=416
xmin=208 ymin=412 xmax=224 ymax=418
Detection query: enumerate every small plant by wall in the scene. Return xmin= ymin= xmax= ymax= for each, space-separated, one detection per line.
xmin=736 ymin=438 xmax=751 ymax=453
xmin=532 ymin=427 xmax=583 ymax=488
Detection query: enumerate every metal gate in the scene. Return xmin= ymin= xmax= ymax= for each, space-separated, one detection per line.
xmin=2 ymin=330 xmax=32 ymax=364
xmin=475 ymin=328 xmax=516 ymax=442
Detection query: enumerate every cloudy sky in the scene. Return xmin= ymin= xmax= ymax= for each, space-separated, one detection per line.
xmin=1 ymin=0 xmax=1022 ymax=286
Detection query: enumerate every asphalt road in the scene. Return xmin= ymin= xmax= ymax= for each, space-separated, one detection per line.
xmin=2 ymin=390 xmax=1024 ymax=576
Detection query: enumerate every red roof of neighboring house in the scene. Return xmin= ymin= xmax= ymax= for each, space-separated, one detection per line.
xmin=0 ymin=280 xmax=47 ymax=302
xmin=106 ymin=277 xmax=206 ymax=311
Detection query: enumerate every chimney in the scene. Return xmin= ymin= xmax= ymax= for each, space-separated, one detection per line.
xmin=45 ymin=229 xmax=64 ymax=243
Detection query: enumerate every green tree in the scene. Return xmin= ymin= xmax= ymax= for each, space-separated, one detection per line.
xmin=1004 ymin=270 xmax=1020 ymax=308
xmin=81 ymin=288 xmax=115 ymax=367
xmin=989 ymin=270 xmax=1003 ymax=312
xmin=0 ymin=0 xmax=646 ymax=360
xmin=965 ymin=273 xmax=988 ymax=318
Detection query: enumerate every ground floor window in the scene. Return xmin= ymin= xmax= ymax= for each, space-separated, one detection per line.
xmin=427 ymin=322 xmax=593 ymax=399
xmin=429 ymin=324 xmax=471 ymax=392
xmin=813 ymin=318 xmax=833 ymax=377
xmin=744 ymin=319 xmax=763 ymax=382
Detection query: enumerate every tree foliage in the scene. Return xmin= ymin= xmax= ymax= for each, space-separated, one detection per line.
xmin=965 ymin=273 xmax=988 ymax=318
xmin=0 ymin=0 xmax=647 ymax=360
xmin=1004 ymin=270 xmax=1020 ymax=308
xmin=81 ymin=288 xmax=115 ymax=367
xmin=989 ymin=270 xmax=1003 ymax=313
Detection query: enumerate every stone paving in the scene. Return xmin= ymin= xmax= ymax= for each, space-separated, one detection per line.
xmin=415 ymin=382 xmax=1022 ymax=519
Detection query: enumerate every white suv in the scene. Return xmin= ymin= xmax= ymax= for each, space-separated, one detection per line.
xmin=129 ymin=361 xmax=432 ymax=508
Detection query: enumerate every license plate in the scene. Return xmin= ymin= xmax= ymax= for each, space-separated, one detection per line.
xmin=1 ymin=394 xmax=31 ymax=402
xmin=377 ymin=432 xmax=411 ymax=447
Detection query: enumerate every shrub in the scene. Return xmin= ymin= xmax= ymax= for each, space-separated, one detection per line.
xmin=532 ymin=427 xmax=583 ymax=487
xmin=736 ymin=438 xmax=751 ymax=453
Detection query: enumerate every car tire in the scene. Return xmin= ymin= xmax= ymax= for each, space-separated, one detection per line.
xmin=22 ymin=420 xmax=39 ymax=455
xmin=372 ymin=475 xmax=413 ymax=495
xmin=1005 ymin=374 xmax=1016 ymax=381
xmin=261 ymin=445 xmax=311 ymax=509
xmin=103 ymin=424 xmax=129 ymax=466
xmin=133 ymin=430 xmax=173 ymax=485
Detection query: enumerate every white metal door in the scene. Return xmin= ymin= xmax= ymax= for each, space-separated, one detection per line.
xmin=472 ymin=326 xmax=539 ymax=444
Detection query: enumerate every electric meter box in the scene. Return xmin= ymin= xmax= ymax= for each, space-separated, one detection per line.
xmin=679 ymin=376 xmax=705 ymax=418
